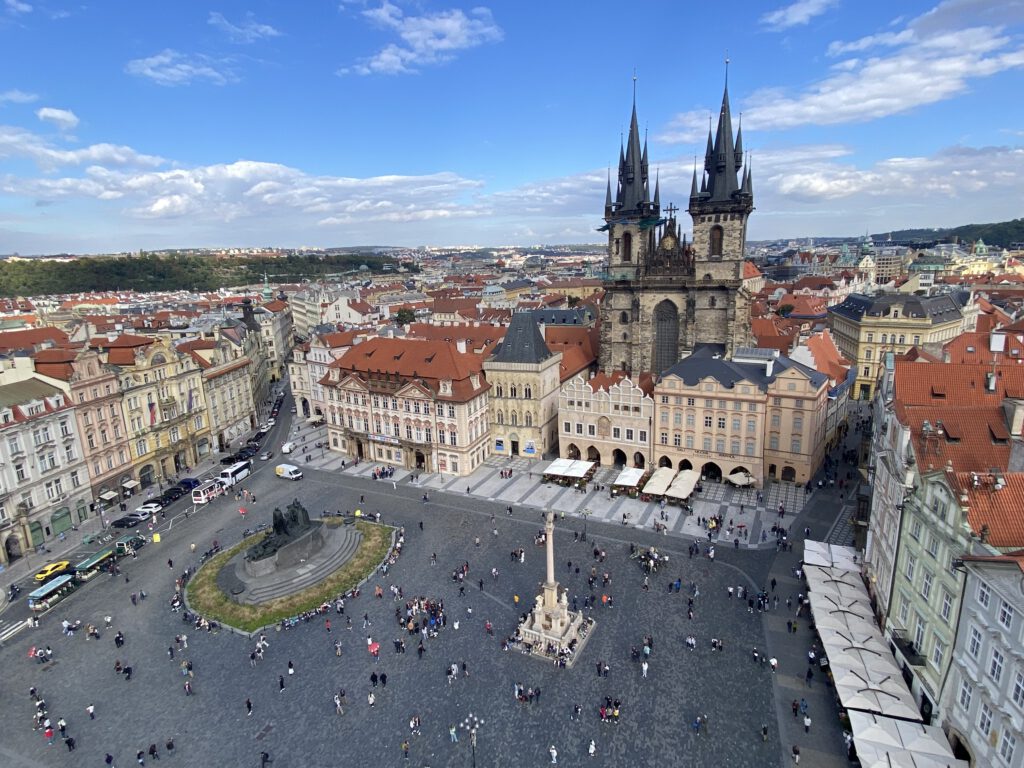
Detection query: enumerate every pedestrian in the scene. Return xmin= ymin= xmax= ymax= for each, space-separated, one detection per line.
xmin=64 ymin=736 xmax=76 ymax=751
xmin=167 ymin=558 xmax=173 ymax=569
xmin=165 ymin=739 xmax=174 ymax=755
xmin=246 ymin=698 xmax=253 ymax=716
xmin=279 ymin=675 xmax=285 ymax=693
xmin=588 ymin=739 xmax=596 ymax=757
xmin=805 ymin=668 xmax=814 ymax=687
xmin=762 ymin=723 xmax=769 ymax=742
xmin=57 ymin=717 xmax=67 ymax=737
xmin=260 ymin=751 xmax=271 ymax=768
xmin=136 ymin=749 xmax=145 ymax=765
xmin=371 ymin=672 xmax=378 ymax=688
xmin=368 ymin=692 xmax=375 ymax=707
xmin=804 ymin=714 xmax=812 ymax=733
xmin=105 ymin=754 xmax=114 ymax=767
xmin=791 ymin=699 xmax=799 ymax=718
xmin=87 ymin=704 xmax=95 ymax=720
xmin=148 ymin=744 xmax=159 ymax=761
xmin=401 ymin=740 xmax=409 ymax=760
xmin=641 ymin=660 xmax=648 ymax=678
xmin=792 ymin=745 xmax=801 ymax=764
xmin=381 ymin=672 xmax=388 ymax=687
xmin=549 ymin=745 xmax=558 ymax=764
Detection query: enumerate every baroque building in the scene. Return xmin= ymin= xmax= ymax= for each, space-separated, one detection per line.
xmin=599 ymin=83 xmax=753 ymax=376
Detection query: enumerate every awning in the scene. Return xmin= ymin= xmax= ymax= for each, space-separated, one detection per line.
xmin=99 ymin=491 xmax=119 ymax=502
xmin=306 ymin=416 xmax=324 ymax=424
xmin=849 ymin=712 xmax=968 ymax=768
xmin=804 ymin=540 xmax=862 ymax=572
xmin=544 ymin=458 xmax=573 ymax=477
xmin=543 ymin=459 xmax=594 ymax=478
xmin=612 ymin=467 xmax=645 ymax=487
xmin=665 ymin=469 xmax=700 ymax=500
xmin=641 ymin=467 xmax=677 ymax=497
xmin=122 ymin=480 xmax=140 ymax=489
xmin=726 ymin=471 xmax=755 ymax=486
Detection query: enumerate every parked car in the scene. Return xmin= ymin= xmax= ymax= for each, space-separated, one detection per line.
xmin=111 ymin=516 xmax=141 ymax=529
xmin=220 ymin=454 xmax=240 ymax=465
xmin=259 ymin=450 xmax=274 ymax=461
xmin=237 ymin=447 xmax=258 ymax=460
xmin=290 ymin=406 xmax=297 ymax=414
xmin=176 ymin=478 xmax=201 ymax=490
xmin=267 ymin=417 xmax=276 ymax=426
xmin=34 ymin=560 xmax=72 ymax=582
xmin=162 ymin=486 xmax=185 ymax=501
xmin=133 ymin=501 xmax=164 ymax=516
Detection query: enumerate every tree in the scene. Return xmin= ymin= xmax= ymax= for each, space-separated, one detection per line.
xmin=566 ymin=296 xmax=580 ymax=307
xmin=394 ymin=308 xmax=416 ymax=325
xmin=777 ymin=303 xmax=795 ymax=317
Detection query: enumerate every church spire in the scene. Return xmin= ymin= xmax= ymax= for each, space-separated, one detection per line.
xmin=614 ymin=80 xmax=652 ymax=213
xmin=690 ymin=157 xmax=698 ymax=197
xmin=605 ymin=168 xmax=612 ymax=210
xmin=653 ymin=170 xmax=660 ymax=207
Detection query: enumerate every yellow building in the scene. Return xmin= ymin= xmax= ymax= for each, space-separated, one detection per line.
xmin=651 ymin=346 xmax=829 ymax=486
xmin=828 ymin=293 xmax=975 ymax=400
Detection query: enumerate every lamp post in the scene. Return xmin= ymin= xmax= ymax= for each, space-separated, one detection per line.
xmin=580 ymin=508 xmax=592 ymax=543
xmin=460 ymin=712 xmax=484 ymax=768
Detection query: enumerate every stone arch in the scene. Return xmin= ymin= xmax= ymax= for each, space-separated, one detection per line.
xmin=781 ymin=466 xmax=797 ymax=482
xmin=619 ymin=311 xmax=629 ymax=324
xmin=633 ymin=452 xmax=646 ymax=468
xmin=701 ymin=461 xmax=722 ymax=482
xmin=612 ymin=448 xmax=627 ymax=467
xmin=622 ymin=231 xmax=632 ymax=262
xmin=524 ymin=412 xmax=533 ymax=427
xmin=566 ymin=443 xmax=581 ymax=460
xmin=658 ymin=455 xmax=672 ymax=468
xmin=679 ymin=458 xmax=693 ymax=471
xmin=5 ymin=533 xmax=23 ymax=562
xmin=586 ymin=445 xmax=601 ymax=463
xmin=524 ymin=385 xmax=532 ymax=399
xmin=510 ymin=384 xmax=518 ymax=398
xmin=496 ymin=411 xmax=504 ymax=425
xmin=651 ymin=299 xmax=680 ymax=376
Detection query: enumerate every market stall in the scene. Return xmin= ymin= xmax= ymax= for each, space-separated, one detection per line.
xmin=611 ymin=467 xmax=648 ymax=498
xmin=665 ymin=469 xmax=700 ymax=501
xmin=640 ymin=467 xmax=677 ymax=500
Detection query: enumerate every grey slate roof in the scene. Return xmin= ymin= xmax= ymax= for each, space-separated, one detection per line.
xmin=529 ymin=308 xmax=593 ymax=326
xmin=660 ymin=344 xmax=828 ymax=391
xmin=828 ymin=293 xmax=964 ymax=323
xmin=489 ymin=311 xmax=553 ymax=364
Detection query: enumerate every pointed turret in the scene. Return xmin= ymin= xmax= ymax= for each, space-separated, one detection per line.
xmin=690 ymin=165 xmax=699 ymax=197
xmin=742 ymin=154 xmax=753 ymax=196
xmin=734 ymin=116 xmax=744 ymax=169
xmin=604 ymin=171 xmax=613 ymax=210
xmin=653 ymin=172 xmax=660 ymax=207
xmin=704 ymin=126 xmax=714 ymax=172
xmin=614 ymin=98 xmax=653 ymax=213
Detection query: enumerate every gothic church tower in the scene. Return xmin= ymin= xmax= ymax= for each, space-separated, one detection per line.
xmin=598 ymin=81 xmax=754 ymax=375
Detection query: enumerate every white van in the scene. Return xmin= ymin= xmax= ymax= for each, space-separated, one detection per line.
xmin=281 ymin=441 xmax=295 ymax=454
xmin=275 ymin=464 xmax=303 ymax=481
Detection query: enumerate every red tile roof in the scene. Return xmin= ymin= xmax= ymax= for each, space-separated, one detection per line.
xmin=587 ymin=371 xmax=655 ymax=396
xmin=0 ymin=326 xmax=69 ymax=353
xmin=951 ymin=472 xmax=1024 ymax=549
xmin=742 ymin=261 xmax=763 ymax=279
xmin=262 ymin=299 xmax=289 ymax=312
xmin=804 ymin=330 xmax=851 ymax=383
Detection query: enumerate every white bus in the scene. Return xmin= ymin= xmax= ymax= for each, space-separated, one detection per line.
xmin=219 ymin=460 xmax=253 ymax=488
xmin=191 ymin=480 xmax=225 ymax=505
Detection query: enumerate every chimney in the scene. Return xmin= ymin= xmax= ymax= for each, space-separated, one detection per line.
xmin=765 ymin=358 xmax=774 ymax=377
xmin=986 ymin=372 xmax=997 ymax=392
xmin=456 ymin=339 xmax=467 ymax=354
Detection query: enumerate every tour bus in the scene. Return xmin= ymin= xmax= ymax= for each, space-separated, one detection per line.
xmin=74 ymin=547 xmax=116 ymax=581
xmin=191 ymin=479 xmax=225 ymax=505
xmin=219 ymin=460 xmax=253 ymax=488
xmin=27 ymin=574 xmax=78 ymax=612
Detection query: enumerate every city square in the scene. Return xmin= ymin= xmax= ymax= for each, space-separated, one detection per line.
xmin=0 ymin=437 xmax=849 ymax=768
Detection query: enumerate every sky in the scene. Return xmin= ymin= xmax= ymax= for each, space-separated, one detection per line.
xmin=1 ymin=0 xmax=1023 ymax=254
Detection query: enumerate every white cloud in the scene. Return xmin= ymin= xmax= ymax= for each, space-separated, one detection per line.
xmin=0 ymin=125 xmax=164 ymax=168
xmin=341 ymin=2 xmax=502 ymax=75
xmin=207 ymin=11 xmax=281 ymax=43
xmin=761 ymin=0 xmax=837 ymax=31
xmin=35 ymin=107 xmax=79 ymax=131
xmin=0 ymin=89 xmax=37 ymax=104
xmin=125 ymin=49 xmax=236 ymax=86
xmin=826 ymin=29 xmax=915 ymax=56
xmin=4 ymin=0 xmax=32 ymax=15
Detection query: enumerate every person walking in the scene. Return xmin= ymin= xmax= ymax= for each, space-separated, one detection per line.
xmin=588 ymin=740 xmax=596 ymax=757
xmin=86 ymin=704 xmax=95 ymax=720
xmin=279 ymin=675 xmax=285 ymax=693
xmin=549 ymin=745 xmax=558 ymax=764
xmin=449 ymin=724 xmax=458 ymax=742
xmin=260 ymin=751 xmax=271 ymax=768
xmin=246 ymin=698 xmax=253 ymax=717
xmin=368 ymin=692 xmax=375 ymax=708
xmin=641 ymin=660 xmax=648 ymax=678
xmin=791 ymin=745 xmax=801 ymax=764
xmin=803 ymin=714 xmax=812 ymax=734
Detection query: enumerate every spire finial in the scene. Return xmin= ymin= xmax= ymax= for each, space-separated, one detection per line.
xmin=632 ymin=67 xmax=637 ymax=106
xmin=724 ymin=53 xmax=730 ymax=88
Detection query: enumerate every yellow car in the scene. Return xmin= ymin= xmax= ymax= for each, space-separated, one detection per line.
xmin=34 ymin=560 xmax=72 ymax=582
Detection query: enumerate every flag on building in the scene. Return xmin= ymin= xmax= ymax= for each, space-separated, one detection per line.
xmin=148 ymin=401 xmax=156 ymax=426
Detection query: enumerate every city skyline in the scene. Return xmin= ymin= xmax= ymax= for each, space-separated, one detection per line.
xmin=1 ymin=0 xmax=1023 ymax=253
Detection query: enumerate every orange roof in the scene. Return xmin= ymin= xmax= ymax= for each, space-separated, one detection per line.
xmin=405 ymin=323 xmax=506 ymax=355
xmin=323 ymin=337 xmax=488 ymax=401
xmin=742 ymin=261 xmax=763 ymax=279
xmin=263 ymin=299 xmax=289 ymax=312
xmin=558 ymin=346 xmax=593 ymax=382
xmin=317 ymin=330 xmax=363 ymax=349
xmin=952 ymin=473 xmax=1024 ymax=549
xmin=587 ymin=371 xmax=655 ymax=396
xmin=961 ymin=549 xmax=1024 ymax=572
xmin=804 ymin=330 xmax=851 ymax=383
xmin=32 ymin=347 xmax=79 ymax=381
xmin=944 ymin=331 xmax=1024 ymax=364
xmin=0 ymin=326 xmax=69 ymax=353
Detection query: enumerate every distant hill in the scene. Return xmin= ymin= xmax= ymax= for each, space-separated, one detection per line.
xmin=874 ymin=218 xmax=1024 ymax=248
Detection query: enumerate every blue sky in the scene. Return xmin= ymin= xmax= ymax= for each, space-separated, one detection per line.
xmin=1 ymin=0 xmax=1023 ymax=253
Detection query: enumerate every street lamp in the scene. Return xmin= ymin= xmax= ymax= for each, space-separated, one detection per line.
xmin=580 ymin=507 xmax=592 ymax=543
xmin=460 ymin=713 xmax=484 ymax=768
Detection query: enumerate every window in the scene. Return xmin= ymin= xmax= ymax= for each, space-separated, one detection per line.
xmin=733 ymin=401 xmax=742 ymax=411
xmin=575 ymin=423 xmax=583 ymax=435
xmin=999 ymin=600 xmax=1015 ymax=630
xmin=717 ymin=416 xmax=726 ymax=430
xmin=913 ymin=335 xmax=921 ymax=345
xmin=863 ymin=367 xmax=870 ymax=377
xmin=447 ymin=405 xmax=455 ymax=418
xmin=921 ymin=570 xmax=933 ymax=601
xmin=660 ymin=432 xmax=668 ymax=445
xmin=136 ymin=439 xmax=147 ymax=457
xmin=661 ymin=396 xmax=669 ymax=404
xmin=1000 ymin=732 xmax=1016 ymax=764
xmin=898 ymin=595 xmax=910 ymax=624
xmin=906 ymin=555 xmax=917 ymax=581
xmin=990 ymin=648 xmax=1005 ymax=683
xmin=747 ymin=419 xmax=756 ymax=433
xmin=925 ymin=535 xmax=938 ymax=558
xmin=940 ymin=591 xmax=953 ymax=623
xmin=626 ymin=429 xmax=634 ymax=441
xmin=769 ymin=436 xmax=779 ymax=450
xmin=686 ymin=398 xmax=695 ymax=406
xmin=686 ymin=413 xmax=695 ymax=427
xmin=865 ymin=349 xmax=873 ymax=361
xmin=959 ymin=679 xmax=973 ymax=711
xmin=1014 ymin=670 xmax=1024 ymax=708
xmin=674 ymin=412 xmax=682 ymax=426
xmin=702 ymin=415 xmax=712 ymax=428
xmin=791 ymin=439 xmax=802 ymax=454
xmin=745 ymin=441 xmax=754 ymax=456
xmin=406 ymin=425 xmax=413 ymax=439
xmin=978 ymin=582 xmax=991 ymax=608
xmin=686 ymin=435 xmax=694 ymax=449
xmin=968 ymin=626 xmax=982 ymax=659
xmin=612 ymin=427 xmax=621 ymax=440
xmin=792 ymin=417 xmax=803 ymax=432
xmin=563 ymin=421 xmax=570 ymax=433
xmin=587 ymin=424 xmax=595 ymax=437
xmin=914 ymin=614 xmax=926 ymax=648
xmin=497 ymin=411 xmax=504 ymax=425
xmin=910 ymin=518 xmax=922 ymax=540
xmin=748 ymin=403 xmax=757 ymax=412
xmin=673 ymin=434 xmax=681 ymax=447
xmin=867 ymin=333 xmax=874 ymax=342
xmin=771 ymin=413 xmax=781 ymax=428
xmin=438 ymin=430 xmax=446 ymax=445
xmin=702 ymin=437 xmax=712 ymax=451
xmin=705 ymin=399 xmax=713 ymax=407
xmin=931 ymin=636 xmax=945 ymax=668
xmin=639 ymin=430 xmax=646 ymax=443
xmin=978 ymin=703 xmax=993 ymax=737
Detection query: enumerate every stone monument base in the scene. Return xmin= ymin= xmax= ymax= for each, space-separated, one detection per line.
xmin=216 ymin=523 xmax=363 ymax=606
xmin=518 ymin=607 xmax=593 ymax=668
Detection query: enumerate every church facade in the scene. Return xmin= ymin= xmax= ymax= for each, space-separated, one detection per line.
xmin=598 ymin=84 xmax=754 ymax=376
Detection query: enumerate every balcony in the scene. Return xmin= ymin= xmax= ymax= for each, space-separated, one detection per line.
xmin=890 ymin=629 xmax=926 ymax=666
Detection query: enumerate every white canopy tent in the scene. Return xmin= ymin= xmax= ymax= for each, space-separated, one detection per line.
xmin=848 ymin=712 xmax=968 ymax=767
xmin=612 ymin=467 xmax=646 ymax=488
xmin=665 ymin=469 xmax=700 ymax=500
xmin=562 ymin=460 xmax=595 ymax=479
xmin=804 ymin=540 xmax=862 ymax=572
xmin=832 ymin=669 xmax=922 ymax=721
xmin=642 ymin=467 xmax=677 ymax=497
xmin=726 ymin=470 xmax=755 ymax=486
xmin=544 ymin=458 xmax=572 ymax=477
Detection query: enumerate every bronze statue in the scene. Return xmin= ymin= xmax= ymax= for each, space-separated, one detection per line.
xmin=246 ymin=500 xmax=316 ymax=562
